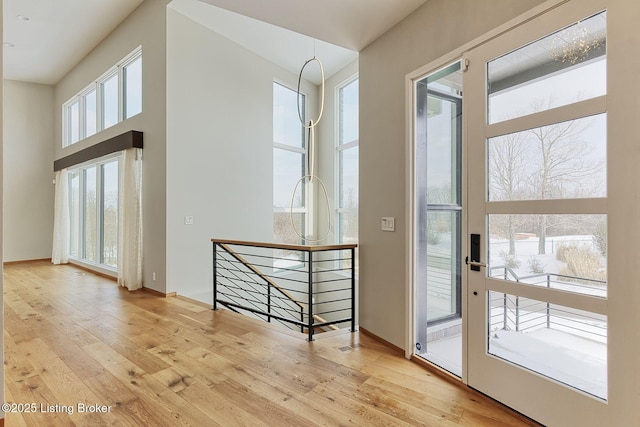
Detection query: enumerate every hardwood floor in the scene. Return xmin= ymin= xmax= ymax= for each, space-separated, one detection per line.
xmin=3 ymin=261 xmax=539 ymax=426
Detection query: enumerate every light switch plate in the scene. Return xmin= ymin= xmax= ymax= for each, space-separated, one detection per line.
xmin=185 ymin=216 xmax=194 ymax=225
xmin=381 ymin=217 xmax=395 ymax=232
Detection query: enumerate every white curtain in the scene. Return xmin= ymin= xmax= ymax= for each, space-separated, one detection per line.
xmin=52 ymin=169 xmax=69 ymax=264
xmin=118 ymin=148 xmax=143 ymax=291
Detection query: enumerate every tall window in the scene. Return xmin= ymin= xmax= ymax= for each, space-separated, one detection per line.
xmin=68 ymin=156 xmax=120 ymax=270
xmin=273 ymin=82 xmax=306 ymax=247
xmin=337 ymin=78 xmax=359 ymax=245
xmin=63 ymin=46 xmax=142 ymax=147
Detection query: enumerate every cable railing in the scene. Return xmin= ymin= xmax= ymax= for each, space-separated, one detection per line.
xmin=489 ymin=265 xmax=606 ymax=297
xmin=488 ymin=266 xmax=606 ymax=343
xmin=212 ymin=238 xmax=358 ymax=341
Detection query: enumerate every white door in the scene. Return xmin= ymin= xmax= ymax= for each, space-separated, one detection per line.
xmin=465 ymin=1 xmax=611 ymax=425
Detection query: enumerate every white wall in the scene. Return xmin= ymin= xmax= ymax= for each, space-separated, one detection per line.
xmin=1 ymin=0 xmax=5 ymax=416
xmin=166 ymin=9 xmax=318 ymax=300
xmin=53 ymin=0 xmax=169 ymax=292
xmin=3 ymin=80 xmax=55 ymax=262
xmin=358 ymin=0 xmax=545 ymax=348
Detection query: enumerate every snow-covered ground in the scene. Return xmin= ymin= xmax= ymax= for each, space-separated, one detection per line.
xmin=421 ymin=233 xmax=608 ymax=397
xmin=490 ymin=328 xmax=607 ymax=399
xmin=423 ymin=326 xmax=607 ymax=400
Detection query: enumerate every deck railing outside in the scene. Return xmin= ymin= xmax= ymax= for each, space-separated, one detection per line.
xmin=488 ymin=265 xmax=606 ymax=342
xmin=212 ymin=238 xmax=358 ymax=341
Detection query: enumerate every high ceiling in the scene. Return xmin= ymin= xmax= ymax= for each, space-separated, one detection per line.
xmin=3 ymin=0 xmax=145 ymax=84
xmin=198 ymin=0 xmax=430 ymax=52
xmin=3 ymin=0 xmax=429 ymax=85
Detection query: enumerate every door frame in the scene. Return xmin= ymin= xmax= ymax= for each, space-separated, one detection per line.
xmin=407 ymin=0 xmax=640 ymax=425
xmin=405 ymin=0 xmax=572 ymax=381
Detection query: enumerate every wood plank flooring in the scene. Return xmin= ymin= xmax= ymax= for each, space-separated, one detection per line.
xmin=3 ymin=261 xmax=539 ymax=426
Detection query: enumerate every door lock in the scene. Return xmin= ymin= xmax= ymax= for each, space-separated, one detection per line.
xmin=468 ymin=234 xmax=486 ymax=271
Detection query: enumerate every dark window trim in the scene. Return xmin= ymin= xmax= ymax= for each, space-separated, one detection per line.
xmin=54 ymin=130 xmax=143 ymax=171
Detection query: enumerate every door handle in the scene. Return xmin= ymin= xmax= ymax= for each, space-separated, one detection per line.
xmin=466 ymin=259 xmax=487 ymax=268
xmin=468 ymin=233 xmax=485 ymax=271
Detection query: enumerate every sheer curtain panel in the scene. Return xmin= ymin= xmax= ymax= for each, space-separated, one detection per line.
xmin=52 ymin=169 xmax=70 ymax=264
xmin=118 ymin=148 xmax=143 ymax=290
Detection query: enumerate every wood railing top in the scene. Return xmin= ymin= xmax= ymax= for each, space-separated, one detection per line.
xmin=211 ymin=238 xmax=357 ymax=252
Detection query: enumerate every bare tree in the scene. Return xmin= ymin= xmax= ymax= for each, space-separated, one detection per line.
xmin=526 ymin=116 xmax=604 ymax=253
xmin=489 ymin=132 xmax=528 ymax=254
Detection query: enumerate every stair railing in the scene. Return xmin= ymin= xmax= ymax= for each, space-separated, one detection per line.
xmin=212 ymin=238 xmax=358 ymax=341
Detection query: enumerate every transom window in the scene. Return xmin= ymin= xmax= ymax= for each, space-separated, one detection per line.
xmin=63 ymin=47 xmax=142 ymax=147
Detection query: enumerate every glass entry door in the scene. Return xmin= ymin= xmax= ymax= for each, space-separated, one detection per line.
xmin=414 ymin=62 xmax=463 ymax=376
xmin=465 ymin=1 xmax=609 ymax=424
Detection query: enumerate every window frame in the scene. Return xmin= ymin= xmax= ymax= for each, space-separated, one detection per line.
xmin=272 ymin=80 xmax=309 ymax=245
xmin=335 ymin=75 xmax=359 ymax=245
xmin=68 ymin=153 xmax=122 ymax=272
xmin=62 ymin=46 xmax=142 ymax=147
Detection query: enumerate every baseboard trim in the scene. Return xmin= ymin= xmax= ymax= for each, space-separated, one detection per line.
xmin=142 ymin=287 xmax=177 ymax=298
xmin=3 ymin=258 xmax=51 ymax=266
xmin=176 ymin=294 xmax=212 ymax=308
xmin=358 ymin=327 xmax=404 ymax=355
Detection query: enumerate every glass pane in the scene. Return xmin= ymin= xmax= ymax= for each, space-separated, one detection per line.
xmin=425 ymin=95 xmax=460 ymax=205
xmin=102 ymin=74 xmax=119 ymax=129
xmin=488 ymin=114 xmax=606 ymax=201
xmin=339 ymin=146 xmax=358 ymax=209
xmin=488 ymin=11 xmax=606 ymax=124
xmin=273 ymin=212 xmax=304 ymax=267
xmin=69 ymin=171 xmax=80 ymax=258
xmin=84 ymin=167 xmax=97 ymax=262
xmin=102 ymin=161 xmax=119 ymax=267
xmin=415 ymin=62 xmax=463 ymax=377
xmin=339 ymin=79 xmax=358 ymax=145
xmin=488 ymin=291 xmax=607 ymax=399
xmin=124 ymin=56 xmax=142 ymax=119
xmin=488 ymin=214 xmax=607 ymax=296
xmin=69 ymin=101 xmax=80 ymax=144
xmin=339 ymin=211 xmax=358 ymax=245
xmin=84 ymin=89 xmax=97 ymax=137
xmin=273 ymin=82 xmax=304 ymax=147
xmin=425 ymin=211 xmax=461 ymax=321
xmin=273 ymin=148 xmax=304 ymax=209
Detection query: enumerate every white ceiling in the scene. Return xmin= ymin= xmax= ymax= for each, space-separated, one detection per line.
xmin=3 ymin=0 xmax=429 ymax=85
xmin=197 ymin=0 xmax=430 ymax=52
xmin=3 ymin=0 xmax=144 ymax=85
xmin=169 ymin=0 xmax=359 ymax=85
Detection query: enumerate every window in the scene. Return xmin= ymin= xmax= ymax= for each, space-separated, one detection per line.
xmin=273 ymin=82 xmax=306 ymax=251
xmin=68 ymin=155 xmax=120 ymax=270
xmin=336 ymin=77 xmax=359 ymax=245
xmin=67 ymin=100 xmax=80 ymax=145
xmin=124 ymin=55 xmax=142 ymax=119
xmin=101 ymin=73 xmax=119 ymax=130
xmin=63 ymin=46 xmax=142 ymax=147
xmin=83 ymin=88 xmax=97 ymax=137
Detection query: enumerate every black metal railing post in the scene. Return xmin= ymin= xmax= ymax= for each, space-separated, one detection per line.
xmin=267 ymin=280 xmax=272 ymax=323
xmin=213 ymin=243 xmax=218 ymax=311
xmin=350 ymin=247 xmax=357 ymax=333
xmin=307 ymin=250 xmax=314 ymax=341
